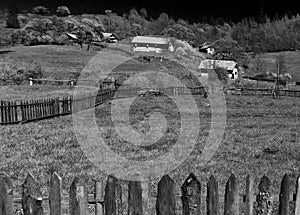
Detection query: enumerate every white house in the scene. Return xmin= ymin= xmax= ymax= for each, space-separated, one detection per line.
xmin=198 ymin=59 xmax=239 ymax=80
xmin=101 ymin=33 xmax=118 ymax=43
xmin=131 ymin=36 xmax=174 ymax=53
xmin=199 ymin=42 xmax=216 ymax=55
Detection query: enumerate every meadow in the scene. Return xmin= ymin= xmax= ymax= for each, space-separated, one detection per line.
xmin=1 ymin=44 xmax=300 ymax=214
xmin=0 ymin=94 xmax=299 ymax=214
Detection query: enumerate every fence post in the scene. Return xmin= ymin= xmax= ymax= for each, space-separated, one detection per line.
xmin=0 ymin=173 xmax=13 ymax=215
xmin=224 ymin=174 xmax=239 ymax=215
xmin=245 ymin=175 xmax=254 ymax=215
xmin=49 ymin=172 xmax=62 ymax=215
xmin=181 ymin=173 xmax=201 ymax=215
xmin=295 ymin=177 xmax=300 ymax=215
xmin=22 ymin=173 xmax=43 ymax=215
xmin=128 ymin=181 xmax=143 ymax=215
xmin=95 ymin=180 xmax=104 ymax=215
xmin=104 ymin=175 xmax=117 ymax=215
xmin=29 ymin=78 xmax=33 ymax=86
xmin=207 ymin=175 xmax=219 ymax=215
xmin=69 ymin=177 xmax=87 ymax=215
xmin=278 ymin=174 xmax=290 ymax=215
xmin=156 ymin=175 xmax=176 ymax=215
xmin=256 ymin=175 xmax=272 ymax=215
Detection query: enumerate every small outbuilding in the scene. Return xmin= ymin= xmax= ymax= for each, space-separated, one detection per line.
xmin=199 ymin=42 xmax=216 ymax=55
xmin=131 ymin=36 xmax=174 ymax=53
xmin=101 ymin=33 xmax=118 ymax=43
xmin=199 ymin=59 xmax=239 ymax=80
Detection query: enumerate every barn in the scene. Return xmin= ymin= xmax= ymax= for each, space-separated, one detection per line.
xmin=101 ymin=33 xmax=118 ymax=43
xmin=199 ymin=59 xmax=239 ymax=80
xmin=131 ymin=36 xmax=174 ymax=53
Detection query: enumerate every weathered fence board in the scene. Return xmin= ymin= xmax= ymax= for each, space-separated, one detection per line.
xmin=278 ymin=174 xmax=290 ymax=215
xmin=295 ymin=177 xmax=300 ymax=215
xmin=207 ymin=175 xmax=219 ymax=215
xmin=245 ymin=175 xmax=254 ymax=215
xmin=224 ymin=174 xmax=239 ymax=215
xmin=128 ymin=181 xmax=143 ymax=215
xmin=0 ymin=173 xmax=13 ymax=215
xmin=156 ymin=175 xmax=176 ymax=215
xmin=49 ymin=172 xmax=62 ymax=215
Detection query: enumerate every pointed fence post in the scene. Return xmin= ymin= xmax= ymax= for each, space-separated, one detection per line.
xmin=245 ymin=175 xmax=254 ymax=215
xmin=156 ymin=175 xmax=176 ymax=215
xmin=128 ymin=181 xmax=143 ymax=215
xmin=207 ymin=175 xmax=219 ymax=215
xmin=224 ymin=174 xmax=239 ymax=215
xmin=0 ymin=173 xmax=13 ymax=215
xmin=49 ymin=172 xmax=62 ymax=215
xmin=256 ymin=175 xmax=273 ymax=215
xmin=104 ymin=175 xmax=117 ymax=215
xmin=295 ymin=177 xmax=300 ymax=215
xmin=95 ymin=180 xmax=104 ymax=215
xmin=181 ymin=173 xmax=201 ymax=215
xmin=22 ymin=173 xmax=43 ymax=215
xmin=69 ymin=177 xmax=87 ymax=215
xmin=278 ymin=174 xmax=290 ymax=215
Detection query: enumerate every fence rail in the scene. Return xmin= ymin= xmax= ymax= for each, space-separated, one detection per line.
xmin=1 ymin=86 xmax=299 ymax=125
xmin=0 ymin=172 xmax=299 ymax=215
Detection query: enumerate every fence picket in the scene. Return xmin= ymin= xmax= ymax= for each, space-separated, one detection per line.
xmin=128 ymin=181 xmax=143 ymax=215
xmin=278 ymin=174 xmax=290 ymax=215
xmin=0 ymin=173 xmax=13 ymax=215
xmin=224 ymin=174 xmax=239 ymax=215
xmin=49 ymin=172 xmax=62 ymax=215
xmin=245 ymin=175 xmax=254 ymax=215
xmin=156 ymin=175 xmax=176 ymax=215
xmin=104 ymin=175 xmax=118 ymax=215
xmin=295 ymin=177 xmax=300 ymax=215
xmin=207 ymin=175 xmax=219 ymax=215
xmin=94 ymin=180 xmax=104 ymax=215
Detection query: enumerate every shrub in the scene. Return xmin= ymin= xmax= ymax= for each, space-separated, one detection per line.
xmin=0 ymin=58 xmax=43 ymax=85
xmin=32 ymin=6 xmax=50 ymax=15
xmin=56 ymin=6 xmax=70 ymax=17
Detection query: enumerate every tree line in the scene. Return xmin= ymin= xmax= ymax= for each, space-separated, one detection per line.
xmin=3 ymin=4 xmax=300 ymax=54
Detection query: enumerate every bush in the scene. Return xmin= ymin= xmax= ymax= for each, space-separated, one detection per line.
xmin=0 ymin=58 xmax=43 ymax=85
xmin=32 ymin=6 xmax=50 ymax=15
xmin=56 ymin=6 xmax=70 ymax=17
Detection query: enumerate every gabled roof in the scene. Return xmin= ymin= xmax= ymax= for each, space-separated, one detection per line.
xmin=65 ymin=33 xmax=78 ymax=40
xmin=199 ymin=59 xmax=237 ymax=70
xmin=131 ymin=36 xmax=169 ymax=45
xmin=102 ymin=32 xmax=118 ymax=39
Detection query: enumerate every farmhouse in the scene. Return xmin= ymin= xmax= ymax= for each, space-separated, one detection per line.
xmin=101 ymin=33 xmax=118 ymax=43
xmin=199 ymin=42 xmax=216 ymax=55
xmin=199 ymin=59 xmax=239 ymax=80
xmin=131 ymin=36 xmax=174 ymax=53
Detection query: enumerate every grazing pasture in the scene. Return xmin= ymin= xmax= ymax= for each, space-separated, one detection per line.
xmin=0 ymin=94 xmax=299 ymax=214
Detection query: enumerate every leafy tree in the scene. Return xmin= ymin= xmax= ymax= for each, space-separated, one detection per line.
xmin=56 ymin=6 xmax=70 ymax=17
xmin=6 ymin=4 xmax=20 ymax=28
xmin=32 ymin=6 xmax=50 ymax=15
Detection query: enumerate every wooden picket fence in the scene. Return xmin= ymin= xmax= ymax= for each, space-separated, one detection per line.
xmin=1 ymin=172 xmax=300 ymax=215
xmin=0 ymin=87 xmax=206 ymax=125
xmin=0 ymin=89 xmax=116 ymax=125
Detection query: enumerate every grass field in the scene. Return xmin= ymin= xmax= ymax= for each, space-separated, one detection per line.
xmin=247 ymin=50 xmax=300 ymax=82
xmin=0 ymin=94 xmax=299 ymax=214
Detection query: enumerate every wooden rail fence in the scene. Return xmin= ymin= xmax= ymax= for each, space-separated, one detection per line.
xmin=0 ymin=172 xmax=300 ymax=215
xmin=228 ymin=88 xmax=300 ymax=97
xmin=0 ymin=87 xmax=206 ymax=125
